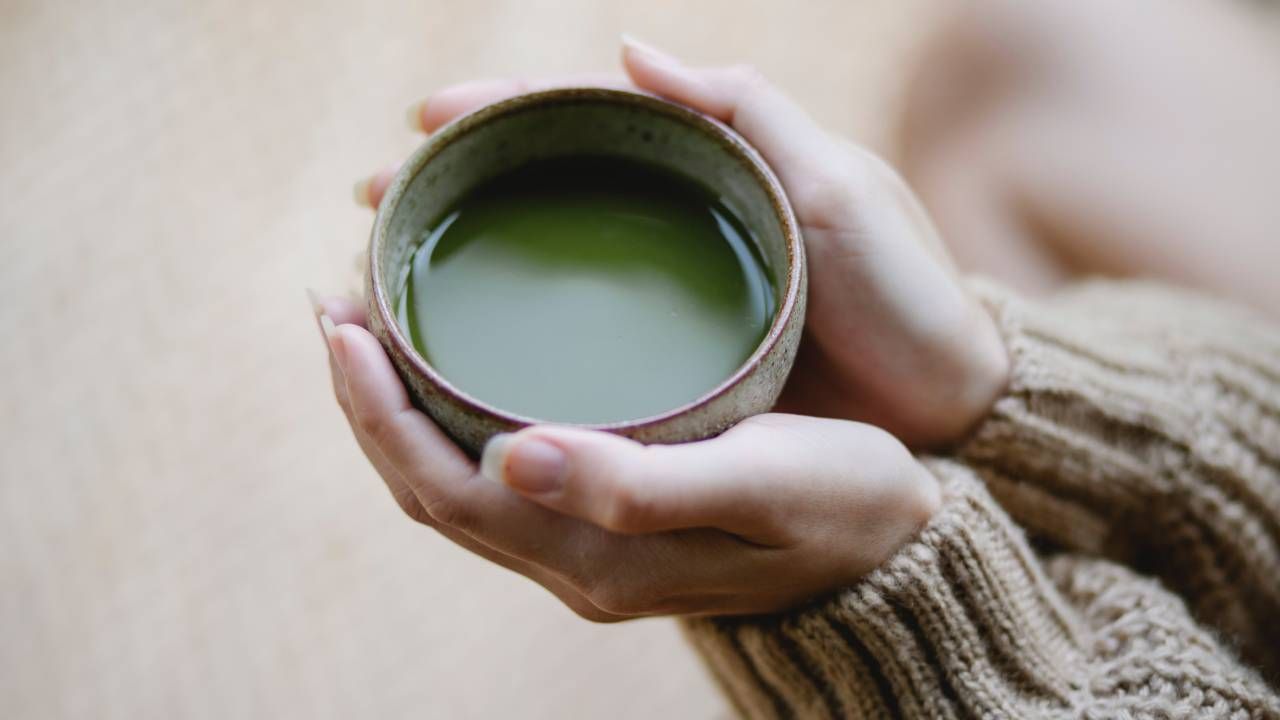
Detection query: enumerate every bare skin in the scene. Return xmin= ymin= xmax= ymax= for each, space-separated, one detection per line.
xmin=316 ymin=3 xmax=1280 ymax=622
xmin=315 ymin=38 xmax=1009 ymax=621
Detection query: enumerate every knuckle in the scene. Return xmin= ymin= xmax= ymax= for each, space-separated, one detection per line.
xmin=845 ymin=144 xmax=909 ymax=196
xmin=602 ymin=479 xmax=656 ymax=534
xmin=561 ymin=561 xmax=602 ymax=601
xmin=587 ymin=577 xmax=666 ymax=616
xmin=569 ymin=602 xmax=624 ymax=624
xmin=352 ymin=406 xmax=387 ymax=441
xmin=333 ymin=389 xmax=352 ymax=416
xmin=358 ymin=406 xmax=411 ymax=452
xmin=393 ymin=490 xmax=433 ymax=527
xmin=798 ymin=142 xmax=897 ymax=210
xmin=795 ymin=165 xmax=864 ymax=222
xmin=420 ymin=493 xmax=474 ymax=533
xmin=727 ymin=63 xmax=766 ymax=92
xmin=849 ymin=145 xmax=910 ymax=194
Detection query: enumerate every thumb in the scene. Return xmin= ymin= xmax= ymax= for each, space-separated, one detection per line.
xmin=479 ymin=414 xmax=915 ymax=541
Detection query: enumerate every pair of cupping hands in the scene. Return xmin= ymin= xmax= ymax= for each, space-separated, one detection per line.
xmin=312 ymin=38 xmax=1009 ymax=621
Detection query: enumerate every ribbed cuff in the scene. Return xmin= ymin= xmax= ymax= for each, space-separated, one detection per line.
xmin=958 ymin=278 xmax=1221 ymax=552
xmin=960 ymin=278 xmax=1280 ymax=678
xmin=681 ymin=461 xmax=1089 ymax=720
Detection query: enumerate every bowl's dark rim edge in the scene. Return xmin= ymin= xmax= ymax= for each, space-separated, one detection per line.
xmin=368 ymin=86 xmax=805 ymax=434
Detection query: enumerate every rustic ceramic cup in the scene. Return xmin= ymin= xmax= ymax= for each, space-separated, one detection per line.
xmin=366 ymin=88 xmax=806 ymax=456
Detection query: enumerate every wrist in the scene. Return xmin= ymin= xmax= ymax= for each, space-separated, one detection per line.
xmin=847 ymin=453 xmax=943 ymax=584
xmin=912 ymin=298 xmax=1010 ymax=449
xmin=952 ymin=300 xmax=1011 ymax=438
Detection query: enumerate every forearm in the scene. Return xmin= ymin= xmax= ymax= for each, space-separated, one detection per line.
xmin=958 ymin=278 xmax=1280 ymax=675
xmin=681 ymin=460 xmax=1280 ymax=719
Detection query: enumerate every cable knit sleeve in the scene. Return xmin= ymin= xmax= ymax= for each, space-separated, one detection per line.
xmin=680 ymin=280 xmax=1280 ymax=719
xmin=960 ymin=280 xmax=1280 ymax=675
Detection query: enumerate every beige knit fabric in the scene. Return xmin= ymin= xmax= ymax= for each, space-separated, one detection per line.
xmin=682 ymin=280 xmax=1280 ymax=719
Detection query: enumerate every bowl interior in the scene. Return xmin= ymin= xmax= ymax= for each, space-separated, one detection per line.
xmin=370 ymin=88 xmax=802 ymax=446
xmin=375 ymin=91 xmax=793 ymax=325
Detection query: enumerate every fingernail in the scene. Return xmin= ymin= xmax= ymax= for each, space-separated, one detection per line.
xmin=621 ymin=33 xmax=679 ymax=66
xmin=353 ymin=177 xmax=373 ymax=208
xmin=508 ymin=438 xmax=568 ymax=493
xmin=306 ymin=287 xmax=323 ymax=316
xmin=480 ymin=433 xmax=515 ymax=484
xmin=319 ymin=314 xmax=345 ymax=369
xmin=482 ymin=434 xmax=568 ymax=494
xmin=405 ymin=100 xmax=428 ymax=132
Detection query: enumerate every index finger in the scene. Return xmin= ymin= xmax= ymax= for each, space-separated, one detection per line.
xmin=330 ymin=322 xmax=600 ymax=578
xmin=620 ymin=37 xmax=841 ymax=208
xmin=408 ymin=73 xmax=633 ymax=134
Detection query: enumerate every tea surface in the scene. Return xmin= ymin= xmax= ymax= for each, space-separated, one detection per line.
xmin=398 ymin=155 xmax=775 ymax=423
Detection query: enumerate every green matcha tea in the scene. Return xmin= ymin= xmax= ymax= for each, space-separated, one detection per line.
xmin=396 ymin=155 xmax=776 ymax=424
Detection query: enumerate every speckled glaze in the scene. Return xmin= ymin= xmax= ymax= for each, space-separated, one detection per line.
xmin=367 ymin=88 xmax=806 ymax=457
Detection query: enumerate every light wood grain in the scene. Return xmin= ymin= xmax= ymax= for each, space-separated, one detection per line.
xmin=0 ymin=1 xmax=938 ymax=717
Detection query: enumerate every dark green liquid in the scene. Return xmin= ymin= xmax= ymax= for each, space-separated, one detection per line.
xmin=397 ymin=156 xmax=775 ymax=423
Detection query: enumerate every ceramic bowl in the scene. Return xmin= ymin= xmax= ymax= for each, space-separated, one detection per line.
xmin=366 ymin=88 xmax=806 ymax=456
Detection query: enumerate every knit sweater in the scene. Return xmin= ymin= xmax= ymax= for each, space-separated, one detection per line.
xmin=682 ymin=280 xmax=1280 ymax=719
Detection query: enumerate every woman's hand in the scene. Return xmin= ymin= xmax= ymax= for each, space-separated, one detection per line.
xmin=317 ymin=39 xmax=1007 ymax=618
xmin=360 ymin=38 xmax=1008 ymax=448
xmin=313 ymin=293 xmax=938 ymax=619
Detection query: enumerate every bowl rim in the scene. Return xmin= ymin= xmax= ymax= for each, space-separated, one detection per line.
xmin=368 ymin=86 xmax=804 ymax=433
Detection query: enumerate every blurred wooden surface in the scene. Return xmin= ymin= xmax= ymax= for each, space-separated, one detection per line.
xmin=0 ymin=1 xmax=939 ymax=717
